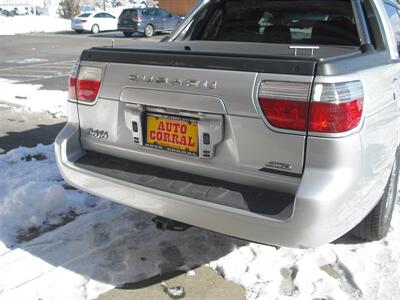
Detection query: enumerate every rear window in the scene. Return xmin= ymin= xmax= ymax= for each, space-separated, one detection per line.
xmin=78 ymin=13 xmax=91 ymax=18
xmin=120 ymin=9 xmax=137 ymax=19
xmin=183 ymin=0 xmax=359 ymax=46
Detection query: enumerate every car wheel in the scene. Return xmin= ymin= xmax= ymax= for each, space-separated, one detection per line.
xmin=91 ymin=24 xmax=100 ymax=34
xmin=123 ymin=31 xmax=132 ymax=37
xmin=144 ymin=24 xmax=154 ymax=37
xmin=75 ymin=30 xmax=83 ymax=34
xmin=352 ymin=155 xmax=399 ymax=241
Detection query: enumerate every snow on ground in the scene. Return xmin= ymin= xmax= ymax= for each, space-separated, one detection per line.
xmin=0 ymin=144 xmax=99 ymax=246
xmin=0 ymin=145 xmax=245 ymax=300
xmin=0 ymin=16 xmax=70 ymax=35
xmin=211 ymin=213 xmax=400 ymax=300
xmin=0 ymin=143 xmax=399 ymax=300
xmin=0 ymin=79 xmax=67 ymax=117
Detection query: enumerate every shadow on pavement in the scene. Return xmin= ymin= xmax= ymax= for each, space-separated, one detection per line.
xmin=332 ymin=232 xmax=368 ymax=245
xmin=0 ymin=108 xmax=247 ymax=294
xmin=51 ymin=30 xmax=128 ymax=38
xmin=89 ymin=32 xmax=168 ymax=40
xmin=52 ymin=30 xmax=167 ymax=40
xmin=8 ymin=204 xmax=248 ymax=291
xmin=89 ymin=32 xmax=142 ymax=39
xmin=0 ymin=122 xmax=66 ymax=154
xmin=119 ymin=269 xmax=187 ymax=290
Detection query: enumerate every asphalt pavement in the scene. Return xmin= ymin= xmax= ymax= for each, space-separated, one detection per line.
xmin=0 ymin=31 xmax=164 ymax=90
xmin=0 ymin=104 xmax=66 ymax=154
xmin=97 ymin=266 xmax=245 ymax=300
xmin=0 ymin=31 xmax=162 ymax=152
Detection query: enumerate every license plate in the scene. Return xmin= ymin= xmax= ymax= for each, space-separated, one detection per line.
xmin=145 ymin=113 xmax=199 ymax=156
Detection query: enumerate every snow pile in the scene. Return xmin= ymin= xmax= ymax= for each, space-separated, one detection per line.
xmin=0 ymin=144 xmax=398 ymax=300
xmin=0 ymin=144 xmax=101 ymax=246
xmin=0 ymin=144 xmax=243 ymax=300
xmin=0 ymin=16 xmax=70 ymax=35
xmin=211 ymin=201 xmax=400 ymax=299
xmin=0 ymin=79 xmax=67 ymax=117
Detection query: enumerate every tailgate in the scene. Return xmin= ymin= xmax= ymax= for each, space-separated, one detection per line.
xmin=76 ymin=44 xmax=316 ymax=192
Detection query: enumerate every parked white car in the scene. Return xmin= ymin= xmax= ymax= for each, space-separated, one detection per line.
xmin=71 ymin=12 xmax=117 ymax=34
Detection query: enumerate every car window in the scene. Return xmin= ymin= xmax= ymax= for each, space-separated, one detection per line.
xmin=120 ymin=9 xmax=137 ymax=19
xmin=150 ymin=8 xmax=161 ymax=17
xmin=384 ymin=2 xmax=400 ymax=54
xmin=182 ymin=0 xmax=359 ymax=46
xmin=159 ymin=9 xmax=171 ymax=18
xmin=78 ymin=13 xmax=91 ymax=18
xmin=142 ymin=9 xmax=149 ymax=16
xmin=104 ymin=13 xmax=115 ymax=19
xmin=94 ymin=13 xmax=105 ymax=18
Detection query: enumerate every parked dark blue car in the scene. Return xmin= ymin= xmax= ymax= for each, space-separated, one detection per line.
xmin=118 ymin=7 xmax=182 ymax=37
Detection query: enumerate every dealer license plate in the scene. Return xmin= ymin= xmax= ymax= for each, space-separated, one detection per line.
xmin=145 ymin=113 xmax=199 ymax=156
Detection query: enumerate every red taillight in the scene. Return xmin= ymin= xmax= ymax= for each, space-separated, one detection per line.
xmin=258 ymin=80 xmax=364 ymax=133
xmin=68 ymin=64 xmax=102 ymax=103
xmin=76 ymin=79 xmax=101 ymax=102
xmin=309 ymin=99 xmax=363 ymax=133
xmin=310 ymin=81 xmax=364 ymax=133
xmin=68 ymin=60 xmax=79 ymax=100
xmin=258 ymin=81 xmax=310 ymax=131
xmin=258 ymin=98 xmax=308 ymax=131
xmin=68 ymin=77 xmax=77 ymax=100
xmin=132 ymin=17 xmax=143 ymax=22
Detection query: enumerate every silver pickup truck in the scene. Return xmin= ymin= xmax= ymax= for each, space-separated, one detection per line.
xmin=56 ymin=0 xmax=400 ymax=248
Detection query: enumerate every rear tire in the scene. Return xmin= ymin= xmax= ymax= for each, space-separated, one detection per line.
xmin=91 ymin=24 xmax=100 ymax=34
xmin=123 ymin=31 xmax=132 ymax=37
xmin=74 ymin=30 xmax=83 ymax=34
xmin=144 ymin=24 xmax=154 ymax=37
xmin=352 ymin=156 xmax=399 ymax=241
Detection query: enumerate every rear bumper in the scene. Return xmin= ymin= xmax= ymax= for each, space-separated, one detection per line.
xmin=118 ymin=24 xmax=139 ymax=32
xmin=56 ymin=107 xmax=372 ymax=248
xmin=71 ymin=24 xmax=86 ymax=31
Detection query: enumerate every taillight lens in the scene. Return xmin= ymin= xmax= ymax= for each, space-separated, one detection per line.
xmin=68 ymin=77 xmax=77 ymax=99
xmin=68 ymin=60 xmax=79 ymax=100
xmin=258 ymin=99 xmax=308 ymax=131
xmin=258 ymin=80 xmax=364 ymax=133
xmin=76 ymin=68 xmax=101 ymax=102
xmin=258 ymin=81 xmax=310 ymax=131
xmin=69 ymin=65 xmax=102 ymax=103
xmin=310 ymin=81 xmax=363 ymax=133
xmin=132 ymin=17 xmax=143 ymax=22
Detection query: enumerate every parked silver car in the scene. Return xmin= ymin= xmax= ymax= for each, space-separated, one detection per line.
xmin=56 ymin=0 xmax=400 ymax=248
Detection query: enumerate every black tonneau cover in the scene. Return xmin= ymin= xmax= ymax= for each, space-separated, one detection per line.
xmin=81 ymin=41 xmax=320 ymax=76
xmin=80 ymin=41 xmax=388 ymax=76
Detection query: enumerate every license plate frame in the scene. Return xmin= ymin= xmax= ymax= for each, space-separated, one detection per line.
xmin=144 ymin=113 xmax=199 ymax=156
